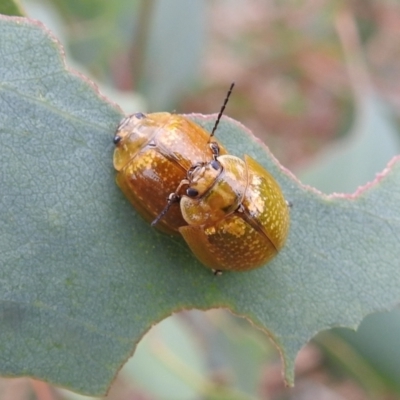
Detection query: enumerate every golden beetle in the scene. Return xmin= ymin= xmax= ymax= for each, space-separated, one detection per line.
xmin=113 ymin=112 xmax=227 ymax=234
xmin=113 ymin=85 xmax=290 ymax=273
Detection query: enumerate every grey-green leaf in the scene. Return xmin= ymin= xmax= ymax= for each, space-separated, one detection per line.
xmin=1 ymin=16 xmax=400 ymax=396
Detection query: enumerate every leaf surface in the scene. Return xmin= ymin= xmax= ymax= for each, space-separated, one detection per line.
xmin=1 ymin=16 xmax=400 ymax=395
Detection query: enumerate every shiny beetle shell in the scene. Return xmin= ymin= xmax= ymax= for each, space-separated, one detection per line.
xmin=113 ymin=112 xmax=227 ymax=234
xmin=179 ymin=154 xmax=290 ymax=272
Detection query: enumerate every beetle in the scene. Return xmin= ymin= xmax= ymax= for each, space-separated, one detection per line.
xmin=113 ymin=84 xmax=290 ymax=273
xmin=113 ymin=111 xmax=227 ymax=234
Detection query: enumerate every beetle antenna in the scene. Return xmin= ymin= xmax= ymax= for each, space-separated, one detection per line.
xmin=209 ymin=82 xmax=235 ymax=141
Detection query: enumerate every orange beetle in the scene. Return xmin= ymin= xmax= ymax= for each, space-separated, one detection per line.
xmin=113 ymin=84 xmax=290 ymax=273
xmin=113 ymin=112 xmax=227 ymax=234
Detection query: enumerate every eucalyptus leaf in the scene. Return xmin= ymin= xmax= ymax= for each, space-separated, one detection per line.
xmin=1 ymin=16 xmax=400 ymax=396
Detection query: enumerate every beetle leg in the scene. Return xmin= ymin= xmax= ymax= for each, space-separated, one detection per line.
xmin=151 ymin=179 xmax=189 ymax=227
xmin=151 ymin=193 xmax=180 ymax=227
xmin=286 ymin=200 xmax=293 ymax=208
xmin=212 ymin=269 xmax=223 ymax=276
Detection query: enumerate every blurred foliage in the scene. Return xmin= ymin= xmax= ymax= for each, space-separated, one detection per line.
xmin=19 ymin=0 xmax=400 ymax=167
xmin=180 ymin=0 xmax=400 ymax=170
xmin=0 ymin=0 xmax=24 ymax=16
xmin=4 ymin=0 xmax=400 ymax=399
xmin=24 ymin=0 xmax=205 ymax=111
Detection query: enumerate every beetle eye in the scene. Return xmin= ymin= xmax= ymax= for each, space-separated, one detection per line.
xmin=211 ymin=160 xmax=220 ymax=170
xmin=113 ymin=135 xmax=122 ymax=145
xmin=186 ymin=188 xmax=199 ymax=198
xmin=134 ymin=112 xmax=146 ymax=119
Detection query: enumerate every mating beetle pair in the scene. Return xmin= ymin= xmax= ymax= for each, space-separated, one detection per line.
xmin=113 ymin=84 xmax=290 ymax=273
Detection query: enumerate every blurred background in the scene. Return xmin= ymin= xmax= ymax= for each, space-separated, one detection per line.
xmin=3 ymin=0 xmax=400 ymax=399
